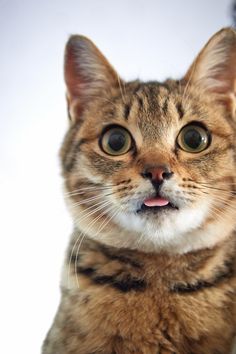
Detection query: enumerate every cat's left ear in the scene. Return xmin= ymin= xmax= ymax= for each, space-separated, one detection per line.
xmin=64 ymin=35 xmax=120 ymax=122
xmin=183 ymin=28 xmax=236 ymax=117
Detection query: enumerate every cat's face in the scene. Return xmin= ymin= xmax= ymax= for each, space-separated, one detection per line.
xmin=61 ymin=29 xmax=236 ymax=253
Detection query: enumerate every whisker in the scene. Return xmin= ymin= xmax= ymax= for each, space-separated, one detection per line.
xmin=209 ymin=203 xmax=235 ymax=222
xmin=199 ymin=185 xmax=236 ymax=195
xmin=122 ymin=80 xmax=127 ymax=97
xmin=69 ymin=192 xmax=114 ymax=208
xmin=207 ymin=192 xmax=236 ymax=202
xmin=136 ymin=231 xmax=145 ymax=247
xmin=208 ymin=206 xmax=227 ymax=224
xmin=68 ymin=201 xmax=114 ymax=288
xmin=181 ymin=59 xmax=197 ymax=105
xmin=186 ymin=178 xmax=236 ymax=187
xmin=191 ymin=187 xmax=236 ymax=210
xmin=117 ymin=73 xmax=125 ymax=104
xmin=80 ymin=205 xmax=116 ymax=236
xmin=96 ymin=207 xmax=120 ymax=235
xmin=211 ymin=198 xmax=236 ymax=213
xmin=72 ymin=201 xmax=112 ymax=228
xmin=185 ymin=180 xmax=236 ymax=195
xmin=196 ymin=187 xmax=236 ymax=198
xmin=197 ymin=181 xmax=236 ymax=186
xmin=64 ymin=180 xmax=134 ymax=197
xmin=67 ymin=231 xmax=84 ymax=289
xmin=74 ymin=203 xmax=118 ymax=289
xmin=211 ymin=200 xmax=236 ymax=214
xmin=74 ymin=232 xmax=86 ymax=289
xmin=64 ymin=185 xmax=114 ymax=196
xmin=69 ymin=198 xmax=107 ymax=211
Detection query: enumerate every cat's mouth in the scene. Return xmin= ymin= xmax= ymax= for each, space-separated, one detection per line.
xmin=137 ymin=196 xmax=178 ymax=213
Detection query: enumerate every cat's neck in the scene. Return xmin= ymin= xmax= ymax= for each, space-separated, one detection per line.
xmin=66 ymin=229 xmax=236 ymax=294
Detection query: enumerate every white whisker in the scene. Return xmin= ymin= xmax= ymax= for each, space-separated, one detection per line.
xmin=69 ymin=193 xmax=113 ymax=208
xmin=74 ymin=203 xmax=118 ymax=289
xmin=74 ymin=200 xmax=112 ymax=224
xmin=67 ymin=231 xmax=84 ymax=289
xmin=64 ymin=185 xmax=113 ymax=196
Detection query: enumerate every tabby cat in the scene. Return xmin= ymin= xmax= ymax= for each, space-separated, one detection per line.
xmin=42 ymin=28 xmax=236 ymax=354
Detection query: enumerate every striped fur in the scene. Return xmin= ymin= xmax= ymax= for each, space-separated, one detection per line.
xmin=43 ymin=29 xmax=236 ymax=353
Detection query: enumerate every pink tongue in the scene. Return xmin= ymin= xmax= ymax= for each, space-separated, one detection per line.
xmin=144 ymin=197 xmax=169 ymax=207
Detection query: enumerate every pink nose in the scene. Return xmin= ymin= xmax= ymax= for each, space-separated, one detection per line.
xmin=142 ymin=166 xmax=173 ymax=182
xmin=149 ymin=167 xmax=166 ymax=181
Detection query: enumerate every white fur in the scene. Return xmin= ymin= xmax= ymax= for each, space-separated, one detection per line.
xmin=114 ymin=199 xmax=212 ymax=253
xmin=65 ymin=174 xmax=236 ymax=254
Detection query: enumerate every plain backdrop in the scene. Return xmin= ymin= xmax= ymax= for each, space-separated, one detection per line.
xmin=0 ymin=1 xmax=234 ymax=353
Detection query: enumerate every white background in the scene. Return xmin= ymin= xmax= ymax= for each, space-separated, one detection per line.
xmin=0 ymin=1 xmax=233 ymax=353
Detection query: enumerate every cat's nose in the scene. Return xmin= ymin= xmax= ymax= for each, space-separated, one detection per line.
xmin=141 ymin=165 xmax=173 ymax=185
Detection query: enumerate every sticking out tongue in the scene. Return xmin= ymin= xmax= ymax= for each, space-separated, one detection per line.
xmin=144 ymin=197 xmax=169 ymax=207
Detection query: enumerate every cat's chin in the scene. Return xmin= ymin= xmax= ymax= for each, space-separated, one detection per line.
xmin=111 ymin=200 xmax=228 ymax=254
xmin=116 ymin=205 xmax=201 ymax=234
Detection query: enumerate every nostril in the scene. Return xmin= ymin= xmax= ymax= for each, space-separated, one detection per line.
xmin=141 ymin=172 xmax=153 ymax=180
xmin=162 ymin=171 xmax=174 ymax=180
xmin=141 ymin=166 xmax=174 ymax=182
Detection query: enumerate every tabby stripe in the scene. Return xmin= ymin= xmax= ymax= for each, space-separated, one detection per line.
xmin=176 ymin=102 xmax=184 ymax=119
xmin=171 ymin=261 xmax=234 ymax=293
xmin=63 ymin=141 xmax=78 ymax=172
xmin=162 ymin=97 xmax=169 ymax=115
xmin=77 ymin=266 xmax=95 ymax=276
xmin=76 ymin=138 xmax=90 ymax=150
xmin=62 ymin=121 xmax=84 ymax=172
xmin=65 ymin=137 xmax=94 ymax=172
xmin=77 ymin=266 xmax=146 ymax=292
xmin=64 ymin=139 xmax=85 ymax=172
xmin=100 ymin=247 xmax=143 ymax=268
xmin=148 ymin=83 xmax=161 ymax=101
xmin=123 ymin=104 xmax=131 ymax=120
xmin=172 ymin=279 xmax=215 ymax=293
xmin=93 ymin=274 xmax=146 ymax=292
xmin=136 ymin=96 xmax=143 ymax=110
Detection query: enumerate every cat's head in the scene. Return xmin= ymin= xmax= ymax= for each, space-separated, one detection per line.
xmin=61 ymin=28 xmax=236 ymax=254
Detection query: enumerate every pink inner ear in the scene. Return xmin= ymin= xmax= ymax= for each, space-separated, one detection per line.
xmin=64 ymin=35 xmax=121 ymax=121
xmin=183 ymin=28 xmax=236 ymax=116
xmin=64 ymin=42 xmax=83 ymax=99
xmin=209 ymin=52 xmax=236 ymax=95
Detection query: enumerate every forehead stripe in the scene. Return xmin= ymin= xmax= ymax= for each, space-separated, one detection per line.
xmin=162 ymin=96 xmax=169 ymax=115
xmin=176 ymin=102 xmax=184 ymax=119
xmin=123 ymin=104 xmax=131 ymax=120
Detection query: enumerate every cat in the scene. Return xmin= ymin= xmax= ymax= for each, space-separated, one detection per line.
xmin=42 ymin=28 xmax=236 ymax=354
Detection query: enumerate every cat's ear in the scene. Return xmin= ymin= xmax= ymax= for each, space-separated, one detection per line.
xmin=183 ymin=28 xmax=236 ymax=117
xmin=64 ymin=35 xmax=120 ymax=122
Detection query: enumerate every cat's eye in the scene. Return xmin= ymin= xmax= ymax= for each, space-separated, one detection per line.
xmin=177 ymin=124 xmax=210 ymax=153
xmin=100 ymin=126 xmax=132 ymax=156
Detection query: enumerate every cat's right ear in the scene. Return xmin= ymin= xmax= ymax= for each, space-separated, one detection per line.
xmin=64 ymin=35 xmax=120 ymax=122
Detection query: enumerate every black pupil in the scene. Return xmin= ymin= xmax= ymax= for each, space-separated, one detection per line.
xmin=184 ymin=129 xmax=203 ymax=149
xmin=108 ymin=131 xmax=126 ymax=151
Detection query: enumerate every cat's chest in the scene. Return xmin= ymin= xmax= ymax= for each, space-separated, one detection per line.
xmin=65 ymin=276 xmax=234 ymax=354
xmin=63 ymin=241 xmax=236 ymax=353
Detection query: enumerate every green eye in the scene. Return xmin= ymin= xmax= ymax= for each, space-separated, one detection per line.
xmin=177 ymin=124 xmax=210 ymax=153
xmin=100 ymin=126 xmax=132 ymax=156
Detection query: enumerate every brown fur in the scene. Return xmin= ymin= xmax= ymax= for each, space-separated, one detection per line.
xmin=43 ymin=236 xmax=236 ymax=354
xmin=43 ymin=29 xmax=236 ymax=353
